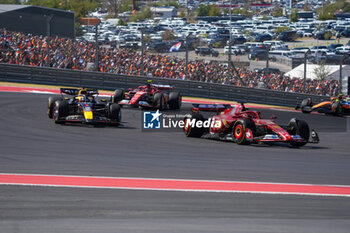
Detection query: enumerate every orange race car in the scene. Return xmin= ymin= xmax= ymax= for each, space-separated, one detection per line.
xmin=296 ymin=94 xmax=350 ymax=116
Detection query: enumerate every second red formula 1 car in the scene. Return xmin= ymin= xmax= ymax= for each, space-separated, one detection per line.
xmin=113 ymin=81 xmax=182 ymax=110
xmin=183 ymin=103 xmax=319 ymax=147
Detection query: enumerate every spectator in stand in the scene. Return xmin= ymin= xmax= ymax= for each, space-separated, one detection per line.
xmin=0 ymin=29 xmax=340 ymax=97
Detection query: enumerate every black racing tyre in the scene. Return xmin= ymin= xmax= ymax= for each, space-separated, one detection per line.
xmin=168 ymin=92 xmax=182 ymax=109
xmin=233 ymin=119 xmax=256 ymax=145
xmin=183 ymin=112 xmax=205 ymax=138
xmin=109 ymin=103 xmax=121 ymax=126
xmin=287 ymin=118 xmax=310 ymax=147
xmin=113 ymin=89 xmax=125 ymax=103
xmin=331 ymin=101 xmax=343 ymax=116
xmin=53 ymin=100 xmax=69 ymax=124
xmin=153 ymin=92 xmax=165 ymax=110
xmin=48 ymin=96 xmax=62 ymax=118
xmin=300 ymin=98 xmax=313 ymax=113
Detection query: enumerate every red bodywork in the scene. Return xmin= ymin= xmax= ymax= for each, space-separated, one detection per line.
xmin=119 ymin=84 xmax=173 ymax=108
xmin=194 ymin=104 xmax=306 ymax=143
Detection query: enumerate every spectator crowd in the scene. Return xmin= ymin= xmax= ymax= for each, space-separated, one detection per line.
xmin=0 ymin=29 xmax=340 ymax=96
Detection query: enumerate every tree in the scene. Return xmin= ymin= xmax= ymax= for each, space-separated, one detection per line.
xmin=232 ymin=8 xmax=253 ymax=18
xmin=209 ymin=5 xmax=221 ymax=17
xmin=178 ymin=8 xmax=186 ymax=18
xmin=313 ymin=61 xmax=331 ymax=81
xmin=129 ymin=6 xmax=152 ymax=22
xmin=222 ymin=8 xmax=229 ymax=15
xmin=261 ymin=14 xmax=269 ymax=20
xmin=303 ymin=3 xmax=312 ymax=11
xmin=26 ymin=0 xmax=100 ymax=19
xmin=144 ymin=34 xmax=152 ymax=43
xmin=161 ymin=29 xmax=175 ymax=41
xmin=243 ymin=0 xmax=252 ymax=11
xmin=242 ymin=29 xmax=252 ymax=37
xmin=324 ymin=31 xmax=333 ymax=40
xmin=272 ymin=4 xmax=283 ymax=17
xmin=0 ymin=0 xmax=21 ymax=3
xmin=317 ymin=0 xmax=350 ymax=20
xmin=187 ymin=11 xmax=196 ymax=23
xmin=290 ymin=10 xmax=299 ymax=22
xmin=75 ymin=22 xmax=83 ymax=37
xmin=275 ymin=26 xmax=292 ymax=34
xmin=119 ymin=0 xmax=140 ymax=12
xmin=318 ymin=8 xmax=336 ymax=20
xmin=117 ymin=18 xmax=127 ymax=26
xmin=197 ymin=4 xmax=210 ymax=16
xmin=104 ymin=0 xmax=119 ymax=17
xmin=152 ymin=0 xmax=179 ymax=8
xmin=326 ymin=0 xmax=350 ymax=13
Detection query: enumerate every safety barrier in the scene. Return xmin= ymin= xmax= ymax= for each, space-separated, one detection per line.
xmin=0 ymin=63 xmax=329 ymax=107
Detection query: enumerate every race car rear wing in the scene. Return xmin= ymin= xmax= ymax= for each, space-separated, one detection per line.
xmin=60 ymin=88 xmax=99 ymax=96
xmin=192 ymin=104 xmax=232 ymax=112
xmin=151 ymin=84 xmax=174 ymax=90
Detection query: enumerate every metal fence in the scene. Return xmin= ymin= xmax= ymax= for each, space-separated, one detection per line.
xmin=0 ymin=63 xmax=329 ymax=107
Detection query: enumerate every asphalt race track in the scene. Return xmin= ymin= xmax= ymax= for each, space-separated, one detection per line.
xmin=1 ymin=91 xmax=350 ymax=233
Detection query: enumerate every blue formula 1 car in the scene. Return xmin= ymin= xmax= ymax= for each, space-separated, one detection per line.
xmin=47 ymin=88 xmax=121 ymax=126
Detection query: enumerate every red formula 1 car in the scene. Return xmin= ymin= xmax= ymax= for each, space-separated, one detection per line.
xmin=113 ymin=82 xmax=182 ymax=110
xmin=183 ymin=103 xmax=319 ymax=147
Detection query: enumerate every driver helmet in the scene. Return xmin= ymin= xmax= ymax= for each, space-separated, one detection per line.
xmin=146 ymin=80 xmax=152 ymax=88
xmin=77 ymin=95 xmax=86 ymax=102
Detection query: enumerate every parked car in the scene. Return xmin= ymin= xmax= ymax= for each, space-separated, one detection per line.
xmin=195 ymin=47 xmax=219 ymax=57
xmin=224 ymin=46 xmax=245 ymax=55
xmin=341 ymin=29 xmax=350 ymax=37
xmin=255 ymin=34 xmax=273 ymax=42
xmin=311 ymin=46 xmax=328 ymax=50
xmin=309 ymin=54 xmax=345 ymax=64
xmin=208 ymin=37 xmax=227 ymax=48
xmin=231 ymin=35 xmax=247 ymax=45
xmin=292 ymin=47 xmax=309 ymax=51
xmin=335 ymin=46 xmax=350 ymax=56
xmin=302 ymin=29 xmax=313 ymax=37
xmin=248 ymin=49 xmax=268 ymax=60
xmin=249 ymin=45 xmax=268 ymax=53
xmin=244 ymin=42 xmax=264 ymax=52
xmin=263 ymin=40 xmax=288 ymax=50
xmin=119 ymin=41 xmax=140 ymax=50
xmin=268 ymin=50 xmax=294 ymax=59
xmin=146 ymin=42 xmax=169 ymax=53
xmin=278 ymin=31 xmax=297 ymax=41
xmin=313 ymin=31 xmax=330 ymax=40
xmin=327 ymin=44 xmax=343 ymax=52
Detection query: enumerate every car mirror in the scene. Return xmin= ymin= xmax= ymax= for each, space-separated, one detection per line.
xmin=270 ymin=115 xmax=277 ymax=120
